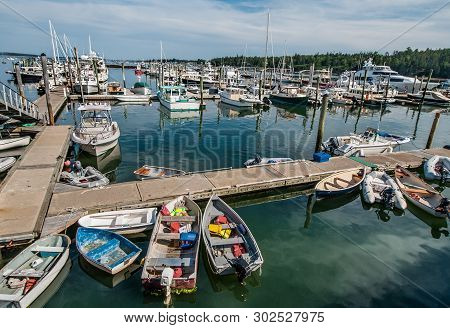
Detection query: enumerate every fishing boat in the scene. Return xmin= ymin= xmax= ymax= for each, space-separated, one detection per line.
xmin=78 ymin=208 xmax=157 ymax=235
xmin=322 ymin=127 xmax=410 ymax=157
xmin=76 ymin=227 xmax=142 ymax=275
xmin=244 ymin=155 xmax=293 ymax=167
xmin=424 ymin=155 xmax=450 ymax=181
xmin=130 ymin=81 xmax=151 ymax=95
xmin=0 ymin=156 xmax=16 ymax=173
xmin=133 ymin=165 xmax=186 ymax=180
xmin=394 ymin=166 xmax=449 ymax=218
xmin=0 ymin=136 xmax=31 ymax=151
xmin=362 ymin=171 xmax=407 ymax=210
xmin=202 ymin=195 xmax=263 ymax=280
xmin=270 ymin=86 xmax=308 ymax=105
xmin=407 ymin=91 xmax=450 ymax=106
xmin=60 ymin=164 xmax=109 ymax=188
xmin=315 ymin=168 xmax=366 ymax=198
xmin=157 ymin=85 xmax=200 ymax=111
xmin=219 ymin=87 xmax=262 ymax=107
xmin=141 ymin=196 xmax=201 ymax=298
xmin=114 ymin=94 xmax=151 ymax=102
xmin=0 ymin=234 xmax=71 ymax=308
xmin=71 ymin=103 xmax=120 ymax=156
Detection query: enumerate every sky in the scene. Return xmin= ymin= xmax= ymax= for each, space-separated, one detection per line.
xmin=0 ymin=0 xmax=449 ymax=59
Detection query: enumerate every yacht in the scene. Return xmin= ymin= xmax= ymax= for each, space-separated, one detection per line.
xmin=407 ymin=90 xmax=450 ymax=106
xmin=353 ymin=58 xmax=439 ymax=93
xmin=219 ymin=87 xmax=262 ymax=107
xmin=270 ymin=86 xmax=308 ymax=105
xmin=157 ymin=85 xmax=200 ymax=111
xmin=322 ymin=128 xmax=410 ymax=157
xmin=71 ymin=104 xmax=120 ymax=156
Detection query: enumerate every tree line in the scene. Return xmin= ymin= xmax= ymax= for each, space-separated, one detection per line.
xmin=210 ymin=48 xmax=450 ymax=78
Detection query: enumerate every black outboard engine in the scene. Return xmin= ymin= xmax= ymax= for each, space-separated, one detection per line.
xmin=380 ymin=188 xmax=395 ymax=210
xmin=436 ymin=198 xmax=449 ymax=215
xmin=231 ymin=258 xmax=252 ymax=283
xmin=253 ymin=154 xmax=262 ymax=165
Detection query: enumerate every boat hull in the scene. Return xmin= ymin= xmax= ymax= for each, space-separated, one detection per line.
xmin=270 ymin=94 xmax=309 ymax=105
xmin=0 ymin=136 xmax=31 ymax=151
xmin=0 ymin=156 xmax=16 ymax=173
xmin=158 ymin=96 xmax=200 ymax=111
xmin=74 ymin=84 xmax=99 ymax=94
xmin=80 ymin=138 xmax=119 ymax=157
xmin=219 ymin=95 xmax=253 ymax=108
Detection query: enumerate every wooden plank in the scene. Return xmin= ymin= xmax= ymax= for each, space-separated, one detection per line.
xmin=161 ymin=216 xmax=196 ymax=222
xmin=41 ymin=211 xmax=87 ymax=237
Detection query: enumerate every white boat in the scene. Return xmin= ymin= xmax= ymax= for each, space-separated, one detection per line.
xmin=219 ymin=87 xmax=262 ymax=107
xmin=130 ymin=81 xmax=151 ymax=96
xmin=0 ymin=156 xmax=16 ymax=173
xmin=0 ymin=234 xmax=71 ymax=308
xmin=270 ymin=86 xmax=309 ymax=105
xmin=424 ymin=155 xmax=450 ymax=181
xmin=244 ymin=155 xmax=293 ymax=167
xmin=114 ymin=94 xmax=151 ymax=102
xmin=0 ymin=136 xmax=31 ymax=151
xmin=322 ymin=127 xmax=410 ymax=157
xmin=71 ymin=104 xmax=120 ymax=156
xmin=315 ymin=168 xmax=366 ymax=198
xmin=74 ymin=76 xmax=99 ymax=94
xmin=78 ymin=208 xmax=157 ymax=235
xmin=362 ymin=171 xmax=407 ymax=210
xmin=407 ymin=91 xmax=450 ymax=106
xmin=158 ymin=85 xmax=200 ymax=111
xmin=60 ymin=165 xmax=109 ymax=188
xmin=395 ymin=166 xmax=449 ymax=218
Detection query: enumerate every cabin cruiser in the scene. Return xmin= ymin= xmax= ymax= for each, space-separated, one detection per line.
xmin=322 ymin=128 xmax=410 ymax=157
xmin=353 ymin=58 xmax=439 ymax=93
xmin=407 ymin=90 xmax=450 ymax=106
xmin=130 ymin=81 xmax=151 ymax=96
xmin=270 ymin=85 xmax=308 ymax=105
xmin=71 ymin=103 xmax=120 ymax=156
xmin=219 ymin=87 xmax=262 ymax=107
xmin=157 ymin=85 xmax=200 ymax=111
xmin=74 ymin=75 xmax=100 ymax=94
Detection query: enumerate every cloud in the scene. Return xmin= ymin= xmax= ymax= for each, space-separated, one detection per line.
xmin=0 ymin=0 xmax=449 ymax=58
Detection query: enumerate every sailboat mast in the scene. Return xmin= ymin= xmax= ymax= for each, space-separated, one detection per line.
xmin=49 ymin=20 xmax=57 ymax=63
xmin=262 ymin=10 xmax=270 ymax=91
xmin=89 ymin=35 xmax=92 ymax=54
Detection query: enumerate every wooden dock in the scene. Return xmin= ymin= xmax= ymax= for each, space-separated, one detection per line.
xmin=34 ymin=85 xmax=68 ymax=122
xmin=0 ymin=125 xmax=72 ymax=245
xmin=46 ymin=148 xmax=450 ymax=219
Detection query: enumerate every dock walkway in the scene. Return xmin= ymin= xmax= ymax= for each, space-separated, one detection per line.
xmin=0 ymin=125 xmax=72 ymax=245
xmin=47 ymin=148 xmax=449 ymax=218
xmin=35 ymin=85 xmax=68 ymax=122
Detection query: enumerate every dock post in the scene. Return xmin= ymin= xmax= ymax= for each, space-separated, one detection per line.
xmin=412 ymin=75 xmax=417 ymax=93
xmin=40 ymin=53 xmax=55 ymax=125
xmin=426 ymin=111 xmax=440 ymax=149
xmin=93 ymin=59 xmax=101 ymax=94
xmin=73 ymin=47 xmax=84 ymax=103
xmin=51 ymin=60 xmax=57 ymax=86
xmin=314 ymin=74 xmax=320 ymax=105
xmin=67 ymin=57 xmax=74 ymax=93
xmin=360 ymin=69 xmax=368 ymax=106
xmin=419 ymin=75 xmax=424 ymax=91
xmin=14 ymin=63 xmax=25 ymax=109
xmin=200 ymin=75 xmax=205 ymax=109
xmin=420 ymin=70 xmax=433 ymax=106
xmin=314 ymin=94 xmax=329 ymax=152
xmin=121 ymin=62 xmax=126 ymax=89
xmin=258 ymin=72 xmax=263 ymax=101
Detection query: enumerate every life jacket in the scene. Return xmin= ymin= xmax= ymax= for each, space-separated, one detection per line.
xmin=215 ymin=215 xmax=228 ymax=225
xmin=209 ymin=224 xmax=231 ymax=239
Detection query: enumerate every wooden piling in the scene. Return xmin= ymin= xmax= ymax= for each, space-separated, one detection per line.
xmin=420 ymin=70 xmax=433 ymax=106
xmin=412 ymin=75 xmax=417 ymax=93
xmin=360 ymin=69 xmax=368 ymax=105
xmin=73 ymin=47 xmax=84 ymax=103
xmin=51 ymin=60 xmax=57 ymax=86
xmin=419 ymin=75 xmax=424 ymax=91
xmin=67 ymin=57 xmax=74 ymax=93
xmin=40 ymin=54 xmax=55 ymax=125
xmin=14 ymin=63 xmax=25 ymax=108
xmin=426 ymin=111 xmax=440 ymax=149
xmin=258 ymin=72 xmax=263 ymax=101
xmin=315 ymin=94 xmax=329 ymax=152
xmin=314 ymin=74 xmax=320 ymax=105
xmin=200 ymin=75 xmax=205 ymax=109
xmin=121 ymin=62 xmax=126 ymax=89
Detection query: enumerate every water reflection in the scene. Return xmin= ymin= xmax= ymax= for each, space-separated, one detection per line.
xmin=76 ymin=144 xmax=122 ymax=182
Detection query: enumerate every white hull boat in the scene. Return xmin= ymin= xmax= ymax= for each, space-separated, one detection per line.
xmin=0 ymin=136 xmax=31 ymax=151
xmin=424 ymin=155 xmax=450 ymax=181
xmin=78 ymin=208 xmax=157 ymax=235
xmin=115 ymin=94 xmax=151 ymax=102
xmin=0 ymin=156 xmax=16 ymax=173
xmin=244 ymin=156 xmax=293 ymax=167
xmin=0 ymin=235 xmax=71 ymax=308
xmin=158 ymin=85 xmax=200 ymax=111
xmin=60 ymin=165 xmax=109 ymax=188
xmin=362 ymin=171 xmax=407 ymax=210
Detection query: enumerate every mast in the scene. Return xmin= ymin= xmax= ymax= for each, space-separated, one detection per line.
xmin=49 ymin=20 xmax=57 ymax=63
xmin=89 ymin=35 xmax=92 ymax=54
xmin=262 ymin=10 xmax=270 ymax=91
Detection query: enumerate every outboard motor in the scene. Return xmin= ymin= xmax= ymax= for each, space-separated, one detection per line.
xmin=74 ymin=161 xmax=83 ymax=172
xmin=231 ymin=258 xmax=251 ymax=283
xmin=251 ymin=154 xmax=262 ymax=166
xmin=380 ymin=188 xmax=395 ymax=210
xmin=436 ymin=198 xmax=449 ymax=215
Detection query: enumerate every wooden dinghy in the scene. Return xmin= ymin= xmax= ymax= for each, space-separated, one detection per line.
xmin=0 ymin=235 xmax=71 ymax=308
xmin=76 ymin=227 xmax=142 ymax=275
xmin=202 ymin=195 xmax=263 ymax=280
xmin=134 ymin=165 xmax=186 ymax=180
xmin=424 ymin=155 xmax=450 ymax=181
xmin=78 ymin=208 xmax=157 ymax=235
xmin=60 ymin=165 xmax=109 ymax=188
xmin=0 ymin=136 xmax=31 ymax=151
xmin=362 ymin=170 xmax=407 ymax=210
xmin=0 ymin=156 xmax=16 ymax=173
xmin=141 ymin=196 xmax=201 ymax=297
xmin=395 ymin=166 xmax=449 ymax=218
xmin=315 ymin=168 xmax=366 ymax=198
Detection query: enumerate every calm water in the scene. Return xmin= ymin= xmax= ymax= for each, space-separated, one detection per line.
xmin=1 ymin=61 xmax=450 ymax=307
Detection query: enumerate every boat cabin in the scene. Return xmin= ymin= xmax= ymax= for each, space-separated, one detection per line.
xmin=159 ymin=85 xmax=189 ymax=102
xmin=77 ymin=104 xmax=113 ymax=131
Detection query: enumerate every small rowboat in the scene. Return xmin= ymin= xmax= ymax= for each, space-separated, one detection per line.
xmin=315 ymin=168 xmax=366 ymax=198
xmin=0 ymin=136 xmax=31 ymax=151
xmin=76 ymin=228 xmax=142 ymax=275
xmin=0 ymin=156 xmax=16 ymax=173
xmin=0 ymin=235 xmax=71 ymax=308
xmin=141 ymin=196 xmax=201 ymax=299
xmin=362 ymin=171 xmax=407 ymax=210
xmin=244 ymin=155 xmax=293 ymax=167
xmin=134 ymin=165 xmax=186 ymax=180
xmin=78 ymin=208 xmax=157 ymax=235
xmin=60 ymin=166 xmax=109 ymax=188
xmin=424 ymin=155 xmax=450 ymax=181
xmin=202 ymin=195 xmax=263 ymax=280
xmin=394 ymin=166 xmax=449 ymax=218
xmin=114 ymin=94 xmax=151 ymax=102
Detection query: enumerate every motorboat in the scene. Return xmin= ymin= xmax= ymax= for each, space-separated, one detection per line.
xmin=0 ymin=136 xmax=31 ymax=151
xmin=219 ymin=87 xmax=262 ymax=107
xmin=423 ymin=155 xmax=450 ymax=181
xmin=130 ymin=81 xmax=151 ymax=96
xmin=71 ymin=103 xmax=120 ymax=156
xmin=158 ymin=85 xmax=200 ymax=111
xmin=362 ymin=171 xmax=407 ymax=210
xmin=270 ymin=86 xmax=308 ymax=105
xmin=0 ymin=156 xmax=16 ymax=173
xmin=244 ymin=155 xmax=293 ymax=167
xmin=59 ymin=161 xmax=109 ymax=188
xmin=407 ymin=91 xmax=450 ymax=106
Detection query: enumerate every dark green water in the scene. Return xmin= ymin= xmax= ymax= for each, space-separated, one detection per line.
xmin=1 ymin=63 xmax=450 ymax=307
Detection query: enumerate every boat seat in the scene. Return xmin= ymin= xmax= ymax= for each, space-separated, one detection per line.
xmin=214 ymin=255 xmax=229 ymax=267
xmin=161 ymin=216 xmax=196 ymax=223
xmin=32 ymin=246 xmax=65 ymax=253
xmin=86 ymin=239 xmax=120 ymax=260
xmin=210 ymin=236 xmax=244 ymax=247
xmin=157 ymin=233 xmax=180 ymax=240
xmin=108 ymin=251 xmax=137 ymax=269
xmin=220 ymin=223 xmax=237 ymax=229
xmin=9 ymin=269 xmax=45 ymax=278
xmin=146 ymin=257 xmax=193 ymax=267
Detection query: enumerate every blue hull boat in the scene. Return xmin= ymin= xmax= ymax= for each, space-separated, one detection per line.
xmin=76 ymin=227 xmax=142 ymax=275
